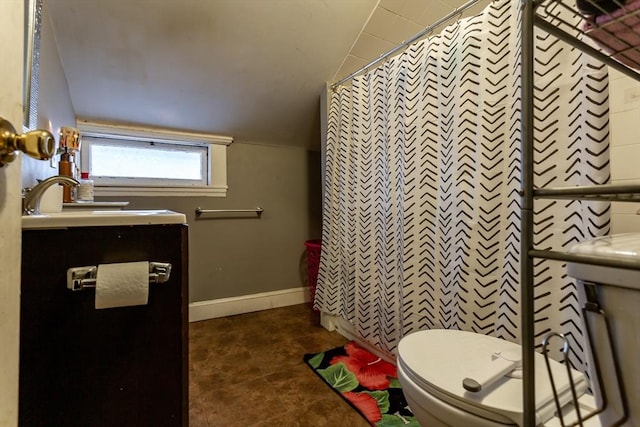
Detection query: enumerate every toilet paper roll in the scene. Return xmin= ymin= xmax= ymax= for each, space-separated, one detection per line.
xmin=95 ymin=261 xmax=149 ymax=309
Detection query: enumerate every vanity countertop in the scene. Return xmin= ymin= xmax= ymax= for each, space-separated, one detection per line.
xmin=22 ymin=209 xmax=186 ymax=229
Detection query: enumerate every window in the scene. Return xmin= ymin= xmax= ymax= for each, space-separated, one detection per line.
xmin=85 ymin=137 xmax=208 ymax=186
xmin=78 ymin=122 xmax=231 ymax=197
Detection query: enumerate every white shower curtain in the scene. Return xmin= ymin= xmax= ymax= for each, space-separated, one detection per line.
xmin=316 ymin=0 xmax=610 ymax=373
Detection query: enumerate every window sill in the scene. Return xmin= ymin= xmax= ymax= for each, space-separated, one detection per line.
xmin=94 ymin=186 xmax=227 ymax=197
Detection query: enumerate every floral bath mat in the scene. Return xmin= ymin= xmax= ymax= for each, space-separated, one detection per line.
xmin=303 ymin=341 xmax=420 ymax=426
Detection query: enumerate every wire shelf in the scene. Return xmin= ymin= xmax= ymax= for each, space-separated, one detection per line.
xmin=533 ymin=183 xmax=640 ymax=201
xmin=534 ymin=0 xmax=640 ymax=79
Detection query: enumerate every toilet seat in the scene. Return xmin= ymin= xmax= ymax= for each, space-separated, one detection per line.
xmin=397 ymin=330 xmax=589 ymax=426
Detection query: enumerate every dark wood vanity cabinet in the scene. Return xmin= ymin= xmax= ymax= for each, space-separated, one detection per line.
xmin=20 ymin=224 xmax=188 ymax=427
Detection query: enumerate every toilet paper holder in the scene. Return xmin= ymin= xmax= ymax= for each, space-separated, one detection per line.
xmin=67 ymin=262 xmax=172 ymax=291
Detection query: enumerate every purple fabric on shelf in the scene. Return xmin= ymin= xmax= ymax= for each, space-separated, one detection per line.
xmin=583 ymin=0 xmax=640 ymax=68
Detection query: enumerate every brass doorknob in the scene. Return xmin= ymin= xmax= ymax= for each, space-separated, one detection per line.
xmin=0 ymin=117 xmax=55 ymax=167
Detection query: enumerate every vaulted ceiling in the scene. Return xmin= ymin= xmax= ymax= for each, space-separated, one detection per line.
xmin=46 ymin=0 xmax=481 ymax=150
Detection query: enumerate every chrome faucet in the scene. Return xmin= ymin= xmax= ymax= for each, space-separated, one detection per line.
xmin=23 ymin=175 xmax=79 ymax=215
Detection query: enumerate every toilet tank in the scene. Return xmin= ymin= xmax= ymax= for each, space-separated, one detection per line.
xmin=567 ymin=233 xmax=640 ymax=427
xmin=567 ymin=233 xmax=640 ymax=290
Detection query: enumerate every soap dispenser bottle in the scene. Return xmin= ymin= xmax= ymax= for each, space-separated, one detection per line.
xmin=76 ymin=172 xmax=94 ymax=203
xmin=58 ymin=148 xmax=74 ymax=202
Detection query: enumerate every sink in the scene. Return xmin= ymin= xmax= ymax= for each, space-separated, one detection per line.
xmin=22 ymin=209 xmax=187 ymax=229
xmin=63 ymin=201 xmax=129 ymax=211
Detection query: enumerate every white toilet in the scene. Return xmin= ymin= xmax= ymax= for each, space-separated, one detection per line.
xmin=398 ymin=233 xmax=640 ymax=427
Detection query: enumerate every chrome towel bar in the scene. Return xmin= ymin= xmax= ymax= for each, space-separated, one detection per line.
xmin=67 ymin=262 xmax=172 ymax=291
xmin=195 ymin=207 xmax=263 ymax=217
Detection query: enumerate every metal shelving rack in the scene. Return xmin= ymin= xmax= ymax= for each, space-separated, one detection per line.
xmin=521 ymin=0 xmax=640 ymax=425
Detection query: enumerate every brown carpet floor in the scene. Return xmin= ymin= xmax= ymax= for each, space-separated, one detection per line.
xmin=189 ymin=303 xmax=372 ymax=427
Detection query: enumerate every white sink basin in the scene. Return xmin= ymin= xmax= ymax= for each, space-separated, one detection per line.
xmin=22 ymin=209 xmax=187 ymax=229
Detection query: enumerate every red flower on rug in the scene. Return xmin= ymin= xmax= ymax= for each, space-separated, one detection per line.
xmin=330 ymin=342 xmax=397 ymax=390
xmin=342 ymin=392 xmax=382 ymax=423
xmin=305 ymin=341 xmax=420 ymax=426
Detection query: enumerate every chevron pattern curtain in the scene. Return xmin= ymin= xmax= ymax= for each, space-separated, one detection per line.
xmin=317 ymin=0 xmax=610 ymax=372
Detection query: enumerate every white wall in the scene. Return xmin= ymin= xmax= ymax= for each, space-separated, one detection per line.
xmin=22 ymin=4 xmax=76 ymax=187
xmin=609 ymin=68 xmax=640 ymax=233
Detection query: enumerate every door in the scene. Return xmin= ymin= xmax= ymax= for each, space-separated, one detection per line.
xmin=0 ymin=1 xmax=25 ymax=426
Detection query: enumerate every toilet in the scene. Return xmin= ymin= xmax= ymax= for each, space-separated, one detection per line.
xmin=398 ymin=233 xmax=640 ymax=427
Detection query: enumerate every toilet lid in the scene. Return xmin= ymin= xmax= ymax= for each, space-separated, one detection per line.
xmin=397 ymin=330 xmax=588 ymax=425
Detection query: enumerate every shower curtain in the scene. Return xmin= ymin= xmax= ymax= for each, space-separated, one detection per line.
xmin=316 ymin=0 xmax=610 ymax=373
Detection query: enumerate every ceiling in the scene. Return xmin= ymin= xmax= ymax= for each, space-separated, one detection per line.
xmin=46 ymin=0 xmax=482 ymax=150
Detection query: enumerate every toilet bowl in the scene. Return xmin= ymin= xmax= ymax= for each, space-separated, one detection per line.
xmin=398 ymin=233 xmax=640 ymax=427
xmin=398 ymin=329 xmax=590 ymax=426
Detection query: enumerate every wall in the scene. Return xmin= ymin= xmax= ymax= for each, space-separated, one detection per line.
xmin=609 ymin=68 xmax=640 ymax=233
xmin=29 ymin=4 xmax=323 ymax=309
xmin=31 ymin=0 xmax=637 ymax=308
xmin=22 ymin=3 xmax=76 ymax=187
xmin=104 ymin=141 xmax=323 ymax=304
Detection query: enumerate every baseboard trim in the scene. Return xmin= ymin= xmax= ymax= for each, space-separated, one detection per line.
xmin=320 ymin=312 xmax=396 ymax=364
xmin=188 ymin=287 xmax=309 ymax=322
